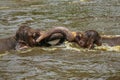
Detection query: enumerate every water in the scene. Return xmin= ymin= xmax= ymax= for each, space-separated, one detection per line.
xmin=0 ymin=0 xmax=120 ymax=80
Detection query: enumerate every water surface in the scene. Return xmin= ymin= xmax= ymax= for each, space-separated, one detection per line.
xmin=0 ymin=0 xmax=120 ymax=80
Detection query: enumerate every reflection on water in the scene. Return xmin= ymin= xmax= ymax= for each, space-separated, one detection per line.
xmin=0 ymin=0 xmax=120 ymax=80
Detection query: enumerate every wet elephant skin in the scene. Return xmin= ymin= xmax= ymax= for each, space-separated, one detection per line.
xmin=0 ymin=37 xmax=17 ymax=51
xmin=101 ymin=36 xmax=120 ymax=46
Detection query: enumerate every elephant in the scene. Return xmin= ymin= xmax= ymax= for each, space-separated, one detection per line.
xmin=76 ymin=30 xmax=102 ymax=49
xmin=0 ymin=25 xmax=41 ymax=51
xmin=15 ymin=25 xmax=42 ymax=49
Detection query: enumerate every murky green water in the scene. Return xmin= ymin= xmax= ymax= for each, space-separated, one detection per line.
xmin=0 ymin=0 xmax=120 ymax=80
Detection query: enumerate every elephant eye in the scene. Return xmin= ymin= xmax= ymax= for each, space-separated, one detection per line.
xmin=32 ymin=33 xmax=40 ymax=39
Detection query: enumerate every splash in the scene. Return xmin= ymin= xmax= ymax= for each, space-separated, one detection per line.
xmin=63 ymin=41 xmax=96 ymax=52
xmin=95 ymin=45 xmax=120 ymax=52
xmin=63 ymin=42 xmax=81 ymax=51
xmin=17 ymin=48 xmax=33 ymax=54
xmin=64 ymin=41 xmax=120 ymax=52
xmin=0 ymin=51 xmax=9 ymax=57
xmin=41 ymin=47 xmax=57 ymax=51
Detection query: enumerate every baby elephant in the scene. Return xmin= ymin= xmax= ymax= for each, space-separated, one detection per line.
xmin=77 ymin=30 xmax=102 ymax=49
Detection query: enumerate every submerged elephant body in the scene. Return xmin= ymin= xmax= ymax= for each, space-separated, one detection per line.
xmin=0 ymin=37 xmax=17 ymax=51
xmin=101 ymin=36 xmax=120 ymax=46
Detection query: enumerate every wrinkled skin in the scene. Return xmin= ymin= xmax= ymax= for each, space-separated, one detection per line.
xmin=77 ymin=30 xmax=102 ymax=49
